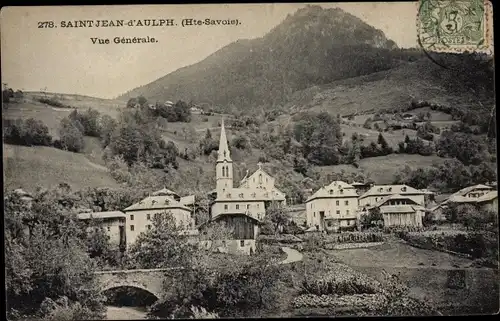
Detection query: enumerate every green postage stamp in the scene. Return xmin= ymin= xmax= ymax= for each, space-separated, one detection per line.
xmin=418 ymin=0 xmax=493 ymax=53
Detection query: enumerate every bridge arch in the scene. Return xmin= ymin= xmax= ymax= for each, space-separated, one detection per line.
xmin=100 ymin=283 xmax=161 ymax=301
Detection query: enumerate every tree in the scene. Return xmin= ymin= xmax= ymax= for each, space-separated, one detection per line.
xmin=127 ymin=211 xmax=196 ymax=269
xmin=126 ymin=97 xmax=138 ymax=108
xmin=199 ymin=221 xmax=234 ymax=252
xmin=149 ymin=250 xmax=283 ymax=319
xmin=98 ymin=114 xmax=118 ymax=148
xmin=4 ymin=190 xmax=106 ymax=320
xmin=58 ymin=117 xmax=85 ymax=152
xmin=293 ymin=112 xmax=342 ymax=165
xmin=264 ymin=202 xmax=290 ymax=233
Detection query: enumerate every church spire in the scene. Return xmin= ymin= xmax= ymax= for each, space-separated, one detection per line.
xmin=217 ymin=118 xmax=231 ymax=162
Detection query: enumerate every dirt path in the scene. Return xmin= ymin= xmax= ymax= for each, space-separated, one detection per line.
xmin=280 ymin=247 xmax=303 ymax=264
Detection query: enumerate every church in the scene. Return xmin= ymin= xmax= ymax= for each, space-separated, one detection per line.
xmin=202 ymin=119 xmax=287 ymax=254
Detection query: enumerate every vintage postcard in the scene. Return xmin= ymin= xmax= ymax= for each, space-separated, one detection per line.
xmin=1 ymin=2 xmax=498 ymax=320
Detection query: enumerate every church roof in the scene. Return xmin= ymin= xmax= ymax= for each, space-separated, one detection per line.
xmin=217 ymin=118 xmax=231 ymax=162
xmin=215 ymin=187 xmax=285 ymax=202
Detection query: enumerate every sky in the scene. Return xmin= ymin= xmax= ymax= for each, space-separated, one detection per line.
xmin=1 ymin=2 xmax=418 ymax=99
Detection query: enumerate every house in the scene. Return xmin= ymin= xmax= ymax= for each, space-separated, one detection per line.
xmin=123 ymin=192 xmax=194 ymax=245
xmin=198 ymin=212 xmax=261 ymax=255
xmin=210 ymin=119 xmax=286 ymax=223
xmin=358 ymin=184 xmax=430 ymax=210
xmin=305 ymin=181 xmax=359 ymax=232
xmin=476 ymin=191 xmax=498 ymax=213
xmin=430 ymin=184 xmax=498 ymax=219
xmin=369 ymin=194 xmax=425 ymax=227
xmin=402 ymin=113 xmax=415 ymax=120
xmin=77 ymin=211 xmax=127 ymax=246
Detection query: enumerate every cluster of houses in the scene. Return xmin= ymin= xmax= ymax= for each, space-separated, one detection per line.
xmin=11 ymin=119 xmax=498 ymax=256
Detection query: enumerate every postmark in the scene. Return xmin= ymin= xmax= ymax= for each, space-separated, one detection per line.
xmin=417 ymin=0 xmax=493 ymax=53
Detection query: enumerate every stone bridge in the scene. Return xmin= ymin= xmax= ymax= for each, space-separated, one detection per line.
xmin=94 ymin=247 xmax=303 ymax=299
xmin=94 ymin=267 xmax=181 ymax=299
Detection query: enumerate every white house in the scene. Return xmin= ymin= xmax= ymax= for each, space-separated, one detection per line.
xmin=77 ymin=211 xmax=127 ymax=246
xmin=305 ymin=181 xmax=359 ymax=232
xmin=431 ymin=185 xmax=498 ymax=219
xmin=123 ymin=193 xmax=194 ymax=245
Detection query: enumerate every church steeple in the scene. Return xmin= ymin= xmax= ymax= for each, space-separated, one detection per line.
xmin=216 ymin=118 xmax=233 ymax=193
xmin=217 ymin=118 xmax=231 ymax=162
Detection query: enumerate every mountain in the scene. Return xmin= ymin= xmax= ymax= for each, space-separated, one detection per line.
xmin=118 ymin=5 xmax=408 ymax=111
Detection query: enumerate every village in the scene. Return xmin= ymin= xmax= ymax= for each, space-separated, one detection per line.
xmin=12 ymin=118 xmax=498 ymax=257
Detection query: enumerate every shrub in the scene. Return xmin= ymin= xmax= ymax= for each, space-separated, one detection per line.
xmin=292 ymin=293 xmax=387 ymax=310
xmin=3 ymin=118 xmax=52 ymax=146
xmin=300 ymin=263 xmax=383 ymax=296
xmin=37 ymin=96 xmax=71 ymax=108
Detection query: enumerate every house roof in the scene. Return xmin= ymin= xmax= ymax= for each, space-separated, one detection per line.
xmin=475 ymin=191 xmax=498 ymax=203
xmin=306 ymin=181 xmax=358 ymax=202
xmin=151 ymin=188 xmax=179 ymax=197
xmin=359 ymin=184 xmax=426 ymax=199
xmin=442 ymin=185 xmax=495 ymax=205
xmin=379 ymin=205 xmax=422 ymax=214
xmin=123 ymin=195 xmax=191 ymax=212
xmin=451 ymin=184 xmax=493 ymax=198
xmin=77 ymin=211 xmax=126 ymax=220
xmin=13 ymin=188 xmax=32 ymax=197
xmin=369 ymin=194 xmax=420 ymax=209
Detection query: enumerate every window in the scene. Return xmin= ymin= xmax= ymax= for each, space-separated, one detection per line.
xmin=147 ymin=225 xmax=151 ymax=230
xmin=236 ymin=204 xmax=240 ymax=210
xmin=130 ymin=225 xmax=135 ymax=231
xmin=130 ymin=215 xmax=134 ymax=221
xmin=240 ymin=240 xmax=245 ymax=247
xmin=336 ymin=200 xmax=339 ymax=206
xmin=336 ymin=210 xmax=340 ymax=215
xmin=257 ymin=204 xmax=260 ymax=208
xmin=347 ymin=220 xmax=351 ymax=226
xmin=147 ymin=214 xmax=151 ymax=220
xmin=340 ymin=189 xmax=344 ymax=194
xmin=327 ymin=221 xmax=332 ymax=227
xmin=345 ymin=200 xmax=349 ymax=205
xmin=107 ymin=226 xmax=110 ymax=232
xmin=247 ymin=204 xmax=250 ymax=209
xmin=329 ymin=189 xmax=333 ymax=195
xmin=259 ymin=174 xmax=263 ymax=184
xmin=346 ymin=210 xmax=350 ymax=215
xmin=224 ymin=204 xmax=228 ymax=211
xmin=313 ymin=212 xmax=316 ymax=217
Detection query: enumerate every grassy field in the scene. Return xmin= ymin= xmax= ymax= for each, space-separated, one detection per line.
xmin=3 ymin=144 xmax=120 ymax=193
xmin=327 ymin=241 xmax=473 ymax=269
xmin=326 ymin=240 xmax=499 ymax=314
xmin=316 ymin=154 xmax=449 ymax=184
